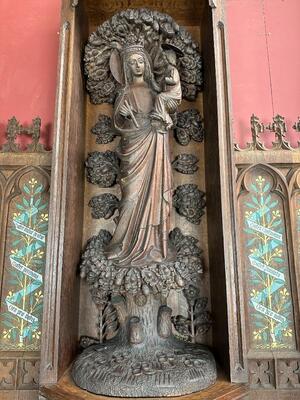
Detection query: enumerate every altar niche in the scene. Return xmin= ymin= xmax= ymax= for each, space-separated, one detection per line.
xmin=71 ymin=8 xmax=216 ymax=397
xmin=40 ymin=1 xmax=234 ymax=399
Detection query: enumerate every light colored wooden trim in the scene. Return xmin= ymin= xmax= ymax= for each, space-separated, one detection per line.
xmin=235 ymin=150 xmax=300 ymax=166
xmin=0 ymin=153 xmax=52 ymax=167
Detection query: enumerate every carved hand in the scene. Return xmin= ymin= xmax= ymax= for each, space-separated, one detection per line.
xmin=119 ymin=104 xmax=133 ymax=118
xmin=165 ymin=76 xmax=176 ymax=86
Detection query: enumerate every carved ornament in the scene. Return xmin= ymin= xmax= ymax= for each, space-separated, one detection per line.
xmin=174 ymin=109 xmax=204 ymax=145
xmin=266 ymin=114 xmax=293 ymax=150
xmin=172 ymin=154 xmax=199 ymax=174
xmin=80 ymin=228 xmax=203 ymax=306
xmin=85 ymin=151 xmax=119 ymax=187
xmin=88 ymin=193 xmax=119 ymax=219
xmin=84 ymin=9 xmax=202 ymax=104
xmin=91 ymin=114 xmax=117 ymax=144
xmin=172 ymin=285 xmax=212 ymax=343
xmin=1 ymin=116 xmax=47 ymax=153
xmin=173 ymin=184 xmax=205 ymax=224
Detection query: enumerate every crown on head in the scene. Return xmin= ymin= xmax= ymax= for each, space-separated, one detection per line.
xmin=121 ymin=35 xmax=145 ymax=57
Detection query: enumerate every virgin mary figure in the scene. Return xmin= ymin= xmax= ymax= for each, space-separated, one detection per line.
xmin=105 ymin=43 xmax=181 ymax=267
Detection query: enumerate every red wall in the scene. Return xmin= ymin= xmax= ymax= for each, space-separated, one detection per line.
xmin=1 ymin=1 xmax=299 ymax=149
xmin=0 ymin=0 xmax=61 ymax=150
xmin=226 ymin=0 xmax=300 ymax=148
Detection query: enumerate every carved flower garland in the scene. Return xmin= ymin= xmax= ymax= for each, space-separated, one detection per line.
xmin=80 ymin=228 xmax=203 ymax=305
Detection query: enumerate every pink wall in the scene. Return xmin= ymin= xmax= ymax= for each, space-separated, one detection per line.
xmin=226 ymin=0 xmax=300 ymax=148
xmin=0 ymin=0 xmax=61 ymax=150
xmin=1 ymin=1 xmax=299 ymax=149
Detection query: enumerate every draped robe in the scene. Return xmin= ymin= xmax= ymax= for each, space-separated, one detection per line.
xmin=105 ymin=82 xmax=175 ymax=267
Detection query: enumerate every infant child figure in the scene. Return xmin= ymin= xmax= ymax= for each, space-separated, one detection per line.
xmin=152 ymin=44 xmax=183 ymax=132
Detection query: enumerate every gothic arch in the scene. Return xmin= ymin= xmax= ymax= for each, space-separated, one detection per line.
xmin=236 ymin=163 xmax=298 ymax=352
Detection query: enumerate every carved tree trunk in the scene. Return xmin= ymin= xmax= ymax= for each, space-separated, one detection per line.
xmin=113 ymin=295 xmax=171 ymax=347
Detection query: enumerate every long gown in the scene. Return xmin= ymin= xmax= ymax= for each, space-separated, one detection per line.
xmin=105 ymin=81 xmax=175 ymax=267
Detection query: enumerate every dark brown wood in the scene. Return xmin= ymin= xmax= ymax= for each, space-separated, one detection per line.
xmin=202 ymin=0 xmax=248 ymax=384
xmin=39 ymin=0 xmax=88 ymax=386
xmin=39 ymin=0 xmax=271 ymax=396
xmin=202 ymin=0 xmax=229 ymax=378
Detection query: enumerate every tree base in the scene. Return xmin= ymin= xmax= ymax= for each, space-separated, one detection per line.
xmin=72 ymin=336 xmax=216 ymax=397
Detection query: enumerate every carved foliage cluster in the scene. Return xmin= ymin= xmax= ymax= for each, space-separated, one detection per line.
xmin=174 ymin=109 xmax=204 ymax=145
xmin=80 ymin=228 xmax=203 ymax=306
xmin=172 ymin=154 xmax=199 ymax=174
xmin=173 ymin=184 xmax=205 ymax=224
xmin=80 ymin=300 xmax=119 ymax=347
xmin=89 ymin=193 xmax=120 ymax=219
xmin=85 ymin=151 xmax=120 ymax=187
xmin=91 ymin=114 xmax=117 ymax=144
xmin=84 ymin=8 xmax=202 ymax=104
xmin=172 ymin=285 xmax=212 ymax=343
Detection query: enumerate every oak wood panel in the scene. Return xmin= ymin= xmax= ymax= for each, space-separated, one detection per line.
xmin=202 ymin=0 xmax=248 ymax=384
xmin=40 ymin=0 xmax=88 ymax=385
xmin=202 ymin=0 xmax=230 ymax=377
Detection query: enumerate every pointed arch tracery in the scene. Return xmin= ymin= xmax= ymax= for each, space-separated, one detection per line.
xmin=0 ymin=165 xmax=50 ymax=351
xmin=237 ymin=164 xmax=296 ymax=351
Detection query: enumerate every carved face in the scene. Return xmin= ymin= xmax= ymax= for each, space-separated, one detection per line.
xmin=127 ymin=53 xmax=145 ymax=78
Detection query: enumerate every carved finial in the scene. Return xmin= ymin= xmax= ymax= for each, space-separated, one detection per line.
xmin=234 ymin=114 xmax=266 ymax=151
xmin=266 ymin=114 xmax=293 ymax=150
xmin=1 ymin=116 xmax=47 ymax=153
xmin=292 ymin=117 xmax=300 ymax=149
xmin=3 ymin=116 xmax=20 ymax=152
xmin=249 ymin=114 xmax=266 ymax=150
xmin=293 ymin=117 xmax=300 ymax=132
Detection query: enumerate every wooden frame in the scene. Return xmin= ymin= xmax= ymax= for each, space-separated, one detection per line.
xmin=0 ymin=152 xmax=51 ymax=398
xmin=39 ymin=0 xmax=252 ymax=398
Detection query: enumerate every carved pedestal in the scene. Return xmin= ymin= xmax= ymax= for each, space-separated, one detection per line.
xmin=72 ymin=295 xmax=216 ymax=397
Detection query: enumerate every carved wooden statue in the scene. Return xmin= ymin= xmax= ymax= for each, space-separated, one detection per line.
xmin=105 ymin=43 xmax=175 ymax=266
xmin=72 ymin=8 xmax=216 ymax=397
